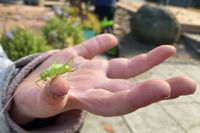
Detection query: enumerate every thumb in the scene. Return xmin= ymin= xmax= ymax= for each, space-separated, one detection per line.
xmin=41 ymin=77 xmax=70 ymax=115
xmin=10 ymin=77 xmax=70 ymax=125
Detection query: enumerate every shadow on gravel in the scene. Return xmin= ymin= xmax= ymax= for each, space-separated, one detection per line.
xmin=182 ymin=35 xmax=200 ymax=60
xmin=118 ymin=33 xmax=166 ymax=57
xmin=117 ymin=33 xmax=200 ymax=64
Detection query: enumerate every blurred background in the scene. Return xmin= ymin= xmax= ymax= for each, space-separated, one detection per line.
xmin=0 ymin=0 xmax=200 ymax=133
xmin=0 ymin=0 xmax=200 ymax=60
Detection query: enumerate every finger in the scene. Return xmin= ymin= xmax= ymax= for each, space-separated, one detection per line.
xmin=106 ymin=80 xmax=170 ymax=116
xmin=64 ymin=33 xmax=118 ymax=59
xmin=166 ymin=76 xmax=196 ymax=99
xmin=107 ymin=45 xmax=176 ymax=78
xmin=104 ymin=79 xmax=136 ymax=92
xmin=39 ymin=77 xmax=70 ymax=117
xmin=79 ymin=80 xmax=170 ymax=116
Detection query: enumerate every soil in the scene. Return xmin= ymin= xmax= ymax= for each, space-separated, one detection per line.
xmin=0 ymin=4 xmax=54 ymax=32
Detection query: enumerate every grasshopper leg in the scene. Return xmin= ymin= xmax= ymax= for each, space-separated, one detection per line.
xmin=35 ymin=79 xmax=42 ymax=88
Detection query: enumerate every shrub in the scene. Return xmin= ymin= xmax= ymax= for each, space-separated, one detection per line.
xmin=43 ymin=15 xmax=84 ymax=49
xmin=58 ymin=3 xmax=101 ymax=33
xmin=43 ymin=6 xmax=101 ymax=49
xmin=82 ymin=12 xmax=101 ymax=34
xmin=0 ymin=28 xmax=52 ymax=61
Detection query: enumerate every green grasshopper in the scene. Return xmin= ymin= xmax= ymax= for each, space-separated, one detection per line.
xmin=35 ymin=57 xmax=77 ymax=86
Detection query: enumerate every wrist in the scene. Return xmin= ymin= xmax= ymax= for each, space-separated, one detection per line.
xmin=10 ymin=102 xmax=35 ymax=125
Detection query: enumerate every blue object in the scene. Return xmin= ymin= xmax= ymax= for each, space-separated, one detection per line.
xmin=54 ymin=7 xmax=62 ymax=15
xmin=193 ymin=0 xmax=200 ymax=6
xmin=0 ymin=0 xmax=23 ymax=4
xmin=83 ymin=29 xmax=96 ymax=39
xmin=24 ymin=0 xmax=39 ymax=5
xmin=94 ymin=0 xmax=116 ymax=7
xmin=157 ymin=0 xmax=192 ymax=7
xmin=6 ymin=32 xmax=13 ymax=39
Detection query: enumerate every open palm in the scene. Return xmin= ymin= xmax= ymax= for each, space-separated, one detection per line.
xmin=10 ymin=34 xmax=196 ymax=125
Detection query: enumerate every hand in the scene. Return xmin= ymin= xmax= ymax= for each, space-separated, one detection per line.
xmin=10 ymin=34 xmax=196 ymax=125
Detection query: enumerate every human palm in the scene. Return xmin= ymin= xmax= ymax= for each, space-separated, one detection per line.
xmin=10 ymin=34 xmax=196 ymax=125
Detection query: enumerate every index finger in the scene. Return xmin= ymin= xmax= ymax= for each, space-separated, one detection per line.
xmin=107 ymin=45 xmax=176 ymax=78
xmin=63 ymin=33 xmax=118 ymax=59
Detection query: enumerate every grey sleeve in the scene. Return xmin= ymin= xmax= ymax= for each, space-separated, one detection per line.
xmin=0 ymin=66 xmax=16 ymax=133
xmin=0 ymin=45 xmax=16 ymax=132
xmin=0 ymin=45 xmax=13 ymax=70
xmin=0 ymin=45 xmax=41 ymax=132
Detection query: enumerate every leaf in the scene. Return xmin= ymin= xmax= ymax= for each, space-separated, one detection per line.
xmin=101 ymin=122 xmax=115 ymax=133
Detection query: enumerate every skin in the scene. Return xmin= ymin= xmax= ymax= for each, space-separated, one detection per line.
xmin=10 ymin=34 xmax=196 ymax=125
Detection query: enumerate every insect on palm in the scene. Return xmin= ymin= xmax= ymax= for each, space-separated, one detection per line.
xmin=35 ymin=56 xmax=77 ymax=87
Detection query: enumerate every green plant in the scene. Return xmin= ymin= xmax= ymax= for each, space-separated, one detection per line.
xmin=56 ymin=6 xmax=101 ymax=34
xmin=82 ymin=12 xmax=101 ymax=34
xmin=43 ymin=5 xmax=101 ymax=49
xmin=43 ymin=16 xmax=84 ymax=49
xmin=0 ymin=28 xmax=52 ymax=61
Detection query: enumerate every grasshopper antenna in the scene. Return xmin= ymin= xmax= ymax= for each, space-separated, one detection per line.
xmin=66 ymin=56 xmax=76 ymax=80
xmin=0 ymin=87 xmax=22 ymax=115
xmin=64 ymin=56 xmax=75 ymax=66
